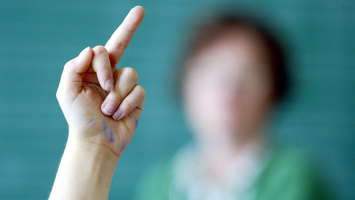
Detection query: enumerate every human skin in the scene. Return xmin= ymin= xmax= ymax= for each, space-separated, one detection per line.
xmin=182 ymin=29 xmax=274 ymax=182
xmin=49 ymin=6 xmax=145 ymax=200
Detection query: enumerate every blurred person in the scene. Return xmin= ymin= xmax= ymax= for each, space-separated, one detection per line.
xmin=134 ymin=8 xmax=329 ymax=200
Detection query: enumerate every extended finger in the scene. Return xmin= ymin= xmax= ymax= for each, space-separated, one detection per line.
xmin=101 ymin=67 xmax=138 ymax=116
xmin=105 ymin=6 xmax=145 ymax=68
xmin=91 ymin=45 xmax=114 ymax=91
xmin=112 ymin=84 xmax=145 ymax=120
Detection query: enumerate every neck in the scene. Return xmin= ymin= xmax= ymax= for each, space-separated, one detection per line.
xmin=196 ymin=130 xmax=265 ymax=183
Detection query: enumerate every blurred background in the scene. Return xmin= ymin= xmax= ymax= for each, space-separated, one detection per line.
xmin=0 ymin=0 xmax=354 ymax=199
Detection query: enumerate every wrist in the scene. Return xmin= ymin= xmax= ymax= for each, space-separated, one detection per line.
xmin=49 ymin=134 xmax=119 ymax=200
xmin=66 ymin=133 xmax=121 ymax=165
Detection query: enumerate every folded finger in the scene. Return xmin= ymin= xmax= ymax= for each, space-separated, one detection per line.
xmin=112 ymin=84 xmax=146 ymax=120
xmin=101 ymin=67 xmax=138 ymax=116
xmin=58 ymin=47 xmax=93 ymax=98
xmin=91 ymin=45 xmax=114 ymax=91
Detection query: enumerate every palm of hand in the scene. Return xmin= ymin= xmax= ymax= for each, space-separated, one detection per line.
xmin=61 ymin=79 xmax=139 ymax=157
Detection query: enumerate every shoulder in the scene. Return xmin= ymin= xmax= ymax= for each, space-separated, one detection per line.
xmin=265 ymin=148 xmax=313 ymax=177
xmin=255 ymin=148 xmax=330 ymax=200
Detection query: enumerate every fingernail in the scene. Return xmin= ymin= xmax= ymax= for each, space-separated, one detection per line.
xmin=103 ymin=102 xmax=116 ymax=115
xmin=105 ymin=80 xmax=113 ymax=91
xmin=113 ymin=109 xmax=122 ymax=120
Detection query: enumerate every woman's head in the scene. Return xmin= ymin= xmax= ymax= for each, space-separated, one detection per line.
xmin=180 ymin=12 xmax=290 ymax=143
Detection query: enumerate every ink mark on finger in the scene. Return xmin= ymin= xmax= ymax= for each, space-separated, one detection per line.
xmin=103 ymin=119 xmax=107 ymax=136
xmin=134 ymin=117 xmax=139 ymax=128
xmin=110 ymin=127 xmax=115 ymax=143
xmin=121 ymin=140 xmax=127 ymax=152
xmin=89 ymin=85 xmax=93 ymax=89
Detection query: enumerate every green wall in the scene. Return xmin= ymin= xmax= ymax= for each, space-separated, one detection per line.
xmin=0 ymin=0 xmax=354 ymax=199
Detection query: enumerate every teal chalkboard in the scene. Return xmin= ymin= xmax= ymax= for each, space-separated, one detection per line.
xmin=0 ymin=0 xmax=354 ymax=199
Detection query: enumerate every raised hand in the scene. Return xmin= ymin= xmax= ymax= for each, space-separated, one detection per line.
xmin=56 ymin=6 xmax=145 ymax=158
xmin=50 ymin=6 xmax=146 ymax=200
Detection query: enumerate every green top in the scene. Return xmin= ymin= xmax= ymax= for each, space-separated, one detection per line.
xmin=134 ymin=149 xmax=330 ymax=200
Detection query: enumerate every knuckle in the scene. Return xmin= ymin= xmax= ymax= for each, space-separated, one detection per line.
xmin=64 ymin=59 xmax=75 ymax=69
xmin=122 ymin=67 xmax=138 ymax=82
xmin=122 ymin=101 xmax=133 ymax=113
xmin=123 ymin=25 xmax=136 ymax=35
xmin=136 ymin=85 xmax=146 ymax=99
xmin=112 ymin=91 xmax=123 ymax=102
xmin=114 ymin=43 xmax=127 ymax=51
xmin=92 ymin=45 xmax=107 ymax=55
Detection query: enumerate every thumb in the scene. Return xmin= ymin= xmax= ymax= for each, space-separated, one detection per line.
xmin=57 ymin=47 xmax=93 ymax=100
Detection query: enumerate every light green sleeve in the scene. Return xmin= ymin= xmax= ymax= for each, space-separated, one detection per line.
xmin=254 ymin=149 xmax=332 ymax=200
xmin=133 ymin=159 xmax=173 ymax=200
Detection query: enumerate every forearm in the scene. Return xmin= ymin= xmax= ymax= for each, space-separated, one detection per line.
xmin=49 ymin=134 xmax=119 ymax=200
